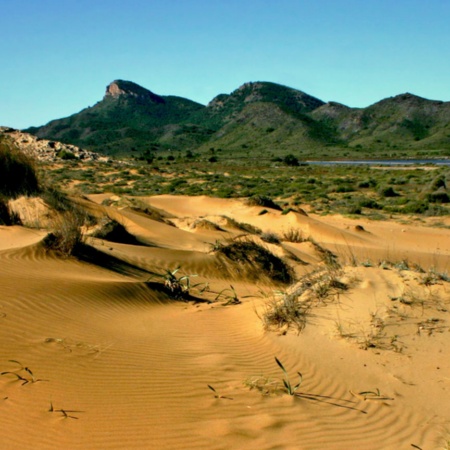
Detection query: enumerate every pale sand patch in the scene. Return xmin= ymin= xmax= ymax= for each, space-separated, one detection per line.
xmin=0 ymin=195 xmax=449 ymax=449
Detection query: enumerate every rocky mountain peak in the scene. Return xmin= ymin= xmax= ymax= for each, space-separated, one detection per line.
xmin=104 ymin=80 xmax=165 ymax=103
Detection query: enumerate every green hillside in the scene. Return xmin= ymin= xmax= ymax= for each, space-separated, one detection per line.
xmin=26 ymin=80 xmax=206 ymax=155
xmin=24 ymin=80 xmax=450 ymax=158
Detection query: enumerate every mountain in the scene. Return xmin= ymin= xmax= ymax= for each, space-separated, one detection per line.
xmin=26 ymin=80 xmax=205 ymax=155
xmin=312 ymin=93 xmax=450 ymax=151
xmin=25 ymin=80 xmax=450 ymax=157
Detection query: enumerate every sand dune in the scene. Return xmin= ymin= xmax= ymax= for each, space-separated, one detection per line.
xmin=0 ymin=195 xmax=449 ymax=449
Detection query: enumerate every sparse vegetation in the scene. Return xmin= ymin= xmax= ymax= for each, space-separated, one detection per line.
xmin=1 ymin=360 xmax=46 ymax=385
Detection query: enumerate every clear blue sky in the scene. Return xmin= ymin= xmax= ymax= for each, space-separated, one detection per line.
xmin=1 ymin=0 xmax=449 ymax=129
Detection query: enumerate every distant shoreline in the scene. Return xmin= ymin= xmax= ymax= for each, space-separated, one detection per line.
xmin=305 ymin=159 xmax=450 ymax=166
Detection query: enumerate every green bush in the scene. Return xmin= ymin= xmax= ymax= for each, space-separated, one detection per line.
xmin=57 ymin=149 xmax=77 ymax=160
xmin=427 ymin=190 xmax=449 ymax=204
xmin=359 ymin=198 xmax=381 ymax=209
xmin=379 ymin=186 xmax=399 ymax=198
xmin=283 ymin=154 xmax=299 ymax=167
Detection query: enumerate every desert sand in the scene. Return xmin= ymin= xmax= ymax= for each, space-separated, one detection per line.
xmin=1 ymin=194 xmax=449 ymax=449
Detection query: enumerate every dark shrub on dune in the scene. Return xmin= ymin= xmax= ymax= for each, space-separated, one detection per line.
xmin=0 ymin=137 xmax=39 ymax=198
xmin=214 ymin=239 xmax=294 ymax=284
xmin=245 ymin=195 xmax=282 ymax=211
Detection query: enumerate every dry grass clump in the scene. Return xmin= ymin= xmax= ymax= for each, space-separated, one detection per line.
xmin=191 ymin=219 xmax=223 ymax=231
xmin=43 ymin=210 xmax=85 ymax=257
xmin=261 ymin=266 xmax=348 ymax=333
xmin=261 ymin=290 xmax=312 ymax=333
xmin=221 ymin=216 xmax=262 ymax=235
xmin=282 ymin=227 xmax=306 ymax=243
xmin=260 ymin=231 xmax=281 ymax=244
xmin=213 ymin=238 xmax=294 ymax=284
xmin=0 ymin=197 xmax=20 ymax=225
xmin=420 ymin=268 xmax=450 ymax=286
xmin=0 ymin=138 xmax=39 ymax=225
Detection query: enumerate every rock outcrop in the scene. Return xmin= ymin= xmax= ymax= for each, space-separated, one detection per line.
xmin=0 ymin=127 xmax=108 ymax=162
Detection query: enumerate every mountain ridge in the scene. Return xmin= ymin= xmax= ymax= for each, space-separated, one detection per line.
xmin=24 ymin=80 xmax=450 ymax=157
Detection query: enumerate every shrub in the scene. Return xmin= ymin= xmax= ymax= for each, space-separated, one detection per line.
xmin=41 ymin=187 xmax=74 ymax=212
xmin=0 ymin=197 xmax=12 ymax=225
xmin=282 ymin=228 xmax=305 ymax=243
xmin=428 ymin=175 xmax=446 ymax=191
xmin=402 ymin=201 xmax=429 ymax=214
xmin=214 ymin=239 xmax=294 ymax=284
xmin=0 ymin=137 xmax=39 ymax=198
xmin=262 ymin=292 xmax=310 ymax=332
xmin=92 ymin=218 xmax=142 ymax=245
xmin=358 ymin=179 xmax=377 ymax=188
xmin=245 ymin=195 xmax=281 ymax=211
xmin=57 ymin=150 xmax=77 ymax=160
xmin=427 ymin=190 xmax=449 ymax=204
xmin=347 ymin=205 xmax=362 ymax=215
xmin=283 ymin=154 xmax=299 ymax=167
xmin=221 ymin=216 xmax=262 ymax=235
xmin=43 ymin=211 xmax=85 ymax=257
xmin=379 ymin=186 xmax=399 ymax=198
xmin=359 ymin=198 xmax=381 ymax=209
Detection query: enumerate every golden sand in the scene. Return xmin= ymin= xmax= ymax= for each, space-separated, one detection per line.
xmin=0 ymin=195 xmax=449 ymax=449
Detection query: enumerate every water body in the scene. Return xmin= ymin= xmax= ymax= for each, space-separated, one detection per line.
xmin=305 ymin=159 xmax=450 ymax=166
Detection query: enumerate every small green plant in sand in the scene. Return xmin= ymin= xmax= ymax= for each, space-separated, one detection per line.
xmin=275 ymin=357 xmax=303 ymax=396
xmin=1 ymin=360 xmax=47 ymax=385
xmin=207 ymin=385 xmax=233 ymax=400
xmin=245 ymin=357 xmax=366 ymax=414
xmin=349 ymin=388 xmax=394 ymax=401
xmin=244 ymin=357 xmax=302 ymax=397
xmin=214 ymin=285 xmax=241 ymax=305
xmin=49 ymin=402 xmax=84 ymax=420
xmin=147 ymin=267 xmax=199 ymax=300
